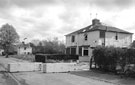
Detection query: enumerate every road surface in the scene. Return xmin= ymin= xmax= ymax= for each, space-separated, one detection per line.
xmin=0 ymin=61 xmax=18 ymax=85
xmin=0 ymin=65 xmax=6 ymax=85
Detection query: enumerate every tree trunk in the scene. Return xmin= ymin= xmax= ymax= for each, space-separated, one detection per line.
xmin=4 ymin=46 xmax=9 ymax=58
xmin=90 ymin=57 xmax=93 ymax=69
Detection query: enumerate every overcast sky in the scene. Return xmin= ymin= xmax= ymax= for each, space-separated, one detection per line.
xmin=0 ymin=0 xmax=135 ymax=42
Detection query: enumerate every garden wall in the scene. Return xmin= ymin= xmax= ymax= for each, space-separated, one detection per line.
xmin=7 ymin=63 xmax=42 ymax=72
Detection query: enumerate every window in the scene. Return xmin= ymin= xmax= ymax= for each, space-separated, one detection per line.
xmin=83 ymin=47 xmax=88 ymax=56
xmin=115 ymin=33 xmax=118 ymax=40
xmin=66 ymin=47 xmax=76 ymax=55
xmin=115 ymin=35 xmax=118 ymax=40
xmin=100 ymin=31 xmax=105 ymax=38
xmin=84 ymin=34 xmax=88 ymax=41
xmin=102 ymin=43 xmax=105 ymax=46
xmin=71 ymin=48 xmax=76 ymax=55
xmin=71 ymin=35 xmax=75 ymax=42
xmin=84 ymin=49 xmax=88 ymax=56
xmin=24 ymin=47 xmax=27 ymax=50
xmin=66 ymin=48 xmax=70 ymax=55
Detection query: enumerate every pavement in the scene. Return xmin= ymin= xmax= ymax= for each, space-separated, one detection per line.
xmin=1 ymin=56 xmax=135 ymax=85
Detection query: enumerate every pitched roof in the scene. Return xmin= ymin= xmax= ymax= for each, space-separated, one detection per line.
xmin=17 ymin=43 xmax=31 ymax=48
xmin=66 ymin=19 xmax=133 ymax=36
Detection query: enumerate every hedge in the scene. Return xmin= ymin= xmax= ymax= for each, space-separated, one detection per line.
xmin=35 ymin=54 xmax=79 ymax=63
xmin=92 ymin=46 xmax=135 ymax=72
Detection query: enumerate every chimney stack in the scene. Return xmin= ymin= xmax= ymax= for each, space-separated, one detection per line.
xmin=92 ymin=19 xmax=100 ymax=25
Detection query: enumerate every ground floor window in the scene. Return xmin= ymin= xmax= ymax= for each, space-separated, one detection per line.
xmin=66 ymin=48 xmax=70 ymax=55
xmin=79 ymin=47 xmax=89 ymax=56
xmin=71 ymin=48 xmax=76 ymax=55
xmin=66 ymin=47 xmax=76 ymax=55
xmin=83 ymin=47 xmax=88 ymax=56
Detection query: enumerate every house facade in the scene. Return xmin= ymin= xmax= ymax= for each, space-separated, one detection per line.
xmin=17 ymin=43 xmax=32 ymax=55
xmin=65 ymin=19 xmax=133 ymax=62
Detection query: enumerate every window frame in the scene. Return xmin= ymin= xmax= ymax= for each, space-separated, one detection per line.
xmin=115 ymin=32 xmax=118 ymax=40
xmin=100 ymin=30 xmax=105 ymax=38
xmin=84 ymin=34 xmax=88 ymax=41
xmin=24 ymin=47 xmax=27 ymax=50
xmin=83 ymin=47 xmax=89 ymax=56
xmin=71 ymin=35 xmax=75 ymax=42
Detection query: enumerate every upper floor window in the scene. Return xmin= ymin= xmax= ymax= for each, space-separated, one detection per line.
xmin=100 ymin=31 xmax=105 ymax=38
xmin=115 ymin=33 xmax=118 ymax=40
xmin=71 ymin=35 xmax=75 ymax=42
xmin=115 ymin=35 xmax=118 ymax=40
xmin=84 ymin=34 xmax=88 ymax=41
xmin=24 ymin=47 xmax=27 ymax=50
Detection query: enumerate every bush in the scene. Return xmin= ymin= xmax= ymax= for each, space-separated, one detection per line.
xmin=35 ymin=54 xmax=79 ymax=63
xmin=92 ymin=46 xmax=133 ymax=72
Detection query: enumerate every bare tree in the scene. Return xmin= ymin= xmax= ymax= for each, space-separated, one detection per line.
xmin=0 ymin=23 xmax=19 ymax=57
xmin=31 ymin=37 xmax=65 ymax=54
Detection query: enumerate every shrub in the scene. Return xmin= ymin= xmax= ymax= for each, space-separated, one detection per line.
xmin=92 ymin=46 xmax=131 ymax=72
xmin=35 ymin=54 xmax=79 ymax=63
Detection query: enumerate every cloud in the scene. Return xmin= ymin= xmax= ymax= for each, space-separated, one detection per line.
xmin=0 ymin=0 xmax=134 ymax=10
xmin=90 ymin=0 xmax=134 ymax=11
xmin=62 ymin=0 xmax=134 ymax=11
xmin=0 ymin=0 xmax=60 ymax=8
xmin=0 ymin=0 xmax=134 ymax=42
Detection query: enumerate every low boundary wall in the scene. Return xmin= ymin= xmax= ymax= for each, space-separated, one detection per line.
xmin=8 ymin=63 xmax=42 ymax=72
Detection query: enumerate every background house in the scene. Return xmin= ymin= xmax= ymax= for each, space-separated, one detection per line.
xmin=65 ymin=19 xmax=133 ymax=62
xmin=17 ymin=43 xmax=32 ymax=55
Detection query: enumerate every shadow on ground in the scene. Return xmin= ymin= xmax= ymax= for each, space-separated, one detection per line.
xmin=0 ymin=71 xmax=29 ymax=85
xmin=70 ymin=70 xmax=135 ymax=85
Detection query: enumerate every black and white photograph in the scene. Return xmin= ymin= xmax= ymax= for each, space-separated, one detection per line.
xmin=0 ymin=0 xmax=135 ymax=85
